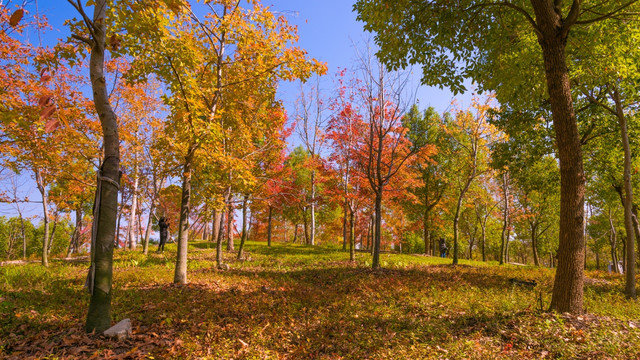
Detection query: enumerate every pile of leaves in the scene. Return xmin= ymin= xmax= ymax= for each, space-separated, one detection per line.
xmin=1 ymin=242 xmax=639 ymax=359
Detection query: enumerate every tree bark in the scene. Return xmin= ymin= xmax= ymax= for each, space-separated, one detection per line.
xmin=452 ymin=182 xmax=471 ymax=265
xmin=211 ymin=208 xmax=221 ymax=243
xmin=127 ymin=157 xmax=139 ymax=250
xmin=237 ymin=194 xmax=249 ymax=260
xmin=612 ymin=89 xmax=636 ymax=298
xmin=67 ymin=207 xmax=83 ymax=257
xmin=79 ymin=0 xmax=121 ymax=333
xmin=302 ymin=208 xmax=310 ymax=245
xmin=35 ymin=169 xmax=49 ymax=267
xmin=47 ymin=212 xmax=58 ymax=255
xmin=226 ymin=201 xmax=234 ymax=251
xmin=342 ymin=201 xmax=348 ymax=251
xmin=174 ymin=145 xmax=195 ymax=284
xmin=530 ymin=0 xmax=586 ymax=314
xmin=372 ymin=192 xmax=383 ymax=268
xmin=216 ymin=206 xmax=225 ymax=267
xmin=349 ymin=208 xmax=355 ymax=261
xmin=500 ymin=172 xmax=509 ymax=265
xmin=531 ymin=222 xmax=540 ymax=266
xmin=310 ymin=171 xmax=316 ymax=246
xmin=143 ymin=206 xmax=153 ymax=255
xmin=267 ymin=206 xmax=273 ymax=247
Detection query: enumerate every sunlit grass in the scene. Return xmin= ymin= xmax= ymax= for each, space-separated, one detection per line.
xmin=1 ymin=240 xmax=639 ymax=359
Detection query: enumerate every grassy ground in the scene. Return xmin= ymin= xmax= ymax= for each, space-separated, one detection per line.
xmin=1 ymin=241 xmax=639 ymax=359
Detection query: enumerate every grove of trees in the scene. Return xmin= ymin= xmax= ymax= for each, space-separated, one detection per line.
xmin=1 ymin=0 xmax=639 ymax=334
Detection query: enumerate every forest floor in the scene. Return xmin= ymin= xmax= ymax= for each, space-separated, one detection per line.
xmin=1 ymin=241 xmax=639 ymax=359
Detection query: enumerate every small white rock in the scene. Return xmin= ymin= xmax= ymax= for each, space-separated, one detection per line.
xmin=103 ymin=318 xmax=132 ymax=340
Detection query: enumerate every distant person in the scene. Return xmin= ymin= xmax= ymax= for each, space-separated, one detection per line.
xmin=439 ymin=238 xmax=448 ymax=258
xmin=157 ymin=217 xmax=169 ymax=253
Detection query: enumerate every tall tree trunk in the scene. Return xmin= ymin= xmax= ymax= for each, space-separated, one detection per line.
xmin=423 ymin=204 xmax=430 ymax=255
xmin=372 ymin=192 xmax=383 ymax=268
xmin=115 ymin=190 xmax=125 ymax=249
xmin=47 ymin=212 xmax=58 ymax=255
xmin=452 ymin=190 xmax=464 ymax=265
xmin=237 ymin=195 xmax=249 ymax=260
xmin=211 ymin=209 xmax=221 ymax=243
xmin=370 ymin=213 xmax=375 ymax=254
xmin=267 ymin=206 xmax=273 ymax=247
xmin=342 ymin=200 xmax=348 ymax=251
xmin=531 ymin=0 xmax=585 ymax=314
xmin=216 ymin=206 xmax=225 ymax=267
xmin=293 ymin=223 xmax=299 ymax=243
xmin=226 ymin=202 xmax=234 ymax=251
xmin=349 ymin=208 xmax=355 ymax=261
xmin=505 ymin=220 xmax=511 ymax=263
xmin=18 ymin=207 xmax=26 ymax=259
xmin=310 ymin=171 xmax=316 ymax=246
xmin=143 ymin=206 xmax=153 ymax=255
xmin=128 ymin=157 xmax=139 ymax=250
xmin=481 ymin=215 xmax=488 ymax=262
xmin=35 ymin=169 xmax=49 ymax=267
xmin=302 ymin=209 xmax=310 ymax=245
xmin=500 ymin=173 xmax=509 ymax=265
xmin=613 ymin=89 xmax=636 ymax=298
xmin=218 ymin=208 xmax=226 ymax=245
xmin=174 ymin=145 xmax=195 ymax=284
xmin=67 ymin=207 xmax=83 ymax=257
xmin=532 ymin=222 xmax=540 ymax=266
xmin=81 ymin=0 xmax=121 ymax=333
xmin=609 ymin=211 xmax=620 ymax=274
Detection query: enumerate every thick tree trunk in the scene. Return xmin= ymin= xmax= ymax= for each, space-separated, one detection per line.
xmin=128 ymin=158 xmax=139 ymax=250
xmin=35 ymin=169 xmax=50 ymax=267
xmin=83 ymin=0 xmax=121 ymax=333
xmin=267 ymin=206 xmax=273 ymax=247
xmin=174 ymin=146 xmax=195 ymax=284
xmin=237 ymin=195 xmax=249 ymax=260
xmin=531 ymin=0 xmax=585 ymax=314
xmin=613 ymin=89 xmax=636 ymax=298
xmin=372 ymin=192 xmax=383 ymax=268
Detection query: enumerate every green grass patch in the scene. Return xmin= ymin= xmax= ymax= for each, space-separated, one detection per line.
xmin=1 ymin=240 xmax=639 ymax=359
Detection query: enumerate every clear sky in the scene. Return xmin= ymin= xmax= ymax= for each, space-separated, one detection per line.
xmin=1 ymin=0 xmax=474 ymax=219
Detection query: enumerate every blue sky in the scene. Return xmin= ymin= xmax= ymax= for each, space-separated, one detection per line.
xmin=1 ymin=0 xmax=473 ymax=219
